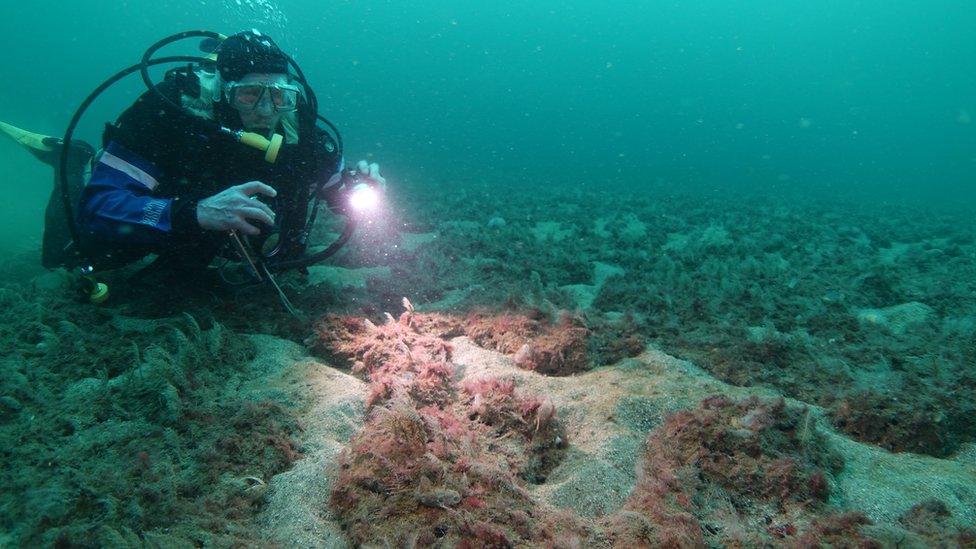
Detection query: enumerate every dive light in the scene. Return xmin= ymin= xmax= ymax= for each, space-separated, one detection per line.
xmin=349 ymin=183 xmax=380 ymax=212
xmin=343 ymin=170 xmax=383 ymax=214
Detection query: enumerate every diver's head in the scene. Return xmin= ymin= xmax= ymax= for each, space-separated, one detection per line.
xmin=216 ymin=30 xmax=298 ymax=133
xmin=225 ymin=73 xmax=300 ymax=132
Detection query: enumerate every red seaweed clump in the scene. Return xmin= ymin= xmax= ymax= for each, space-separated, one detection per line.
xmin=331 ymin=399 xmax=568 ymax=546
xmin=316 ymin=305 xmax=643 ymax=380
xmin=317 ymin=304 xmax=573 ymax=546
xmin=310 ymin=309 xmax=457 ymax=409
xmin=896 ymin=499 xmax=976 ymax=547
xmin=613 ymin=396 xmax=849 ymax=547
xmin=830 ymin=390 xmax=955 ymax=457
xmin=465 ymin=310 xmax=592 ymax=375
xmin=586 ymin=312 xmax=647 ymax=366
xmin=793 ymin=512 xmax=881 ymax=548
xmin=198 ymin=400 xmax=304 ymax=482
xmin=463 ymin=310 xmax=544 ymax=353
xmin=511 ymin=314 xmax=590 ymax=375
xmin=460 ymin=378 xmax=565 ymax=483
xmin=312 ymin=305 xmax=964 ymax=548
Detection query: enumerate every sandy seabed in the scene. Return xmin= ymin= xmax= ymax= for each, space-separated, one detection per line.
xmin=1 ymin=183 xmax=974 ymax=547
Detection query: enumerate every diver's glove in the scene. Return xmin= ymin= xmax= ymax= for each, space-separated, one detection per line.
xmin=351 ymin=160 xmax=387 ymax=191
xmin=196 ymin=181 xmax=277 ymax=235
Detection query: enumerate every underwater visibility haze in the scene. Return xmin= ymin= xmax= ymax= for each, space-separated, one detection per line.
xmin=0 ymin=0 xmax=974 ymax=546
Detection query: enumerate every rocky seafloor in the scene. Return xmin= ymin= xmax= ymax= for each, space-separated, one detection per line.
xmin=1 ymin=182 xmax=974 ymax=547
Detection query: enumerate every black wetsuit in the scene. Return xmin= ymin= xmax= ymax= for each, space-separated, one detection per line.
xmin=75 ymin=72 xmax=343 ymax=274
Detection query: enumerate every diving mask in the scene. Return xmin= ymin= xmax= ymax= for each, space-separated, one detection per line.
xmin=225 ymin=81 xmax=300 ymax=112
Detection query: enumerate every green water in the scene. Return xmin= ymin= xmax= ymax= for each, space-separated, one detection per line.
xmin=0 ymin=1 xmax=973 ymax=250
xmin=1 ymin=3 xmax=976 ymax=545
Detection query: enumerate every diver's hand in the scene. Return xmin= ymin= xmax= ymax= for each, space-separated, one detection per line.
xmin=196 ymin=181 xmax=277 ymax=235
xmin=311 ymin=161 xmax=385 ymax=200
xmin=352 ymin=160 xmax=386 ymax=190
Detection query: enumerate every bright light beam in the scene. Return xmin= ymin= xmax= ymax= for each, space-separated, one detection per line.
xmin=349 ymin=183 xmax=380 ymax=212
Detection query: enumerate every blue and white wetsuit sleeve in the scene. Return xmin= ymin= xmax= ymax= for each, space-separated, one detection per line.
xmin=77 ymin=141 xmax=177 ymax=245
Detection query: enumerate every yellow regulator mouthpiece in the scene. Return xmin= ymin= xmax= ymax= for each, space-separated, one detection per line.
xmin=80 ymin=273 xmax=109 ymax=304
xmin=236 ymin=131 xmax=284 ymax=163
xmin=89 ymin=282 xmax=110 ymax=304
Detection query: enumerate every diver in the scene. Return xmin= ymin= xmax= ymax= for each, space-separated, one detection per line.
xmin=1 ymin=29 xmax=385 ymax=297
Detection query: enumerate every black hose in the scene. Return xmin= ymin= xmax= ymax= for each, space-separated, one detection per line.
xmin=268 ymin=217 xmax=357 ymax=272
xmin=284 ymin=55 xmax=317 ymax=116
xmin=59 ymin=55 xmax=208 ymax=256
xmin=317 ymin=114 xmax=343 ymax=156
xmin=140 ymin=30 xmax=225 ymax=113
